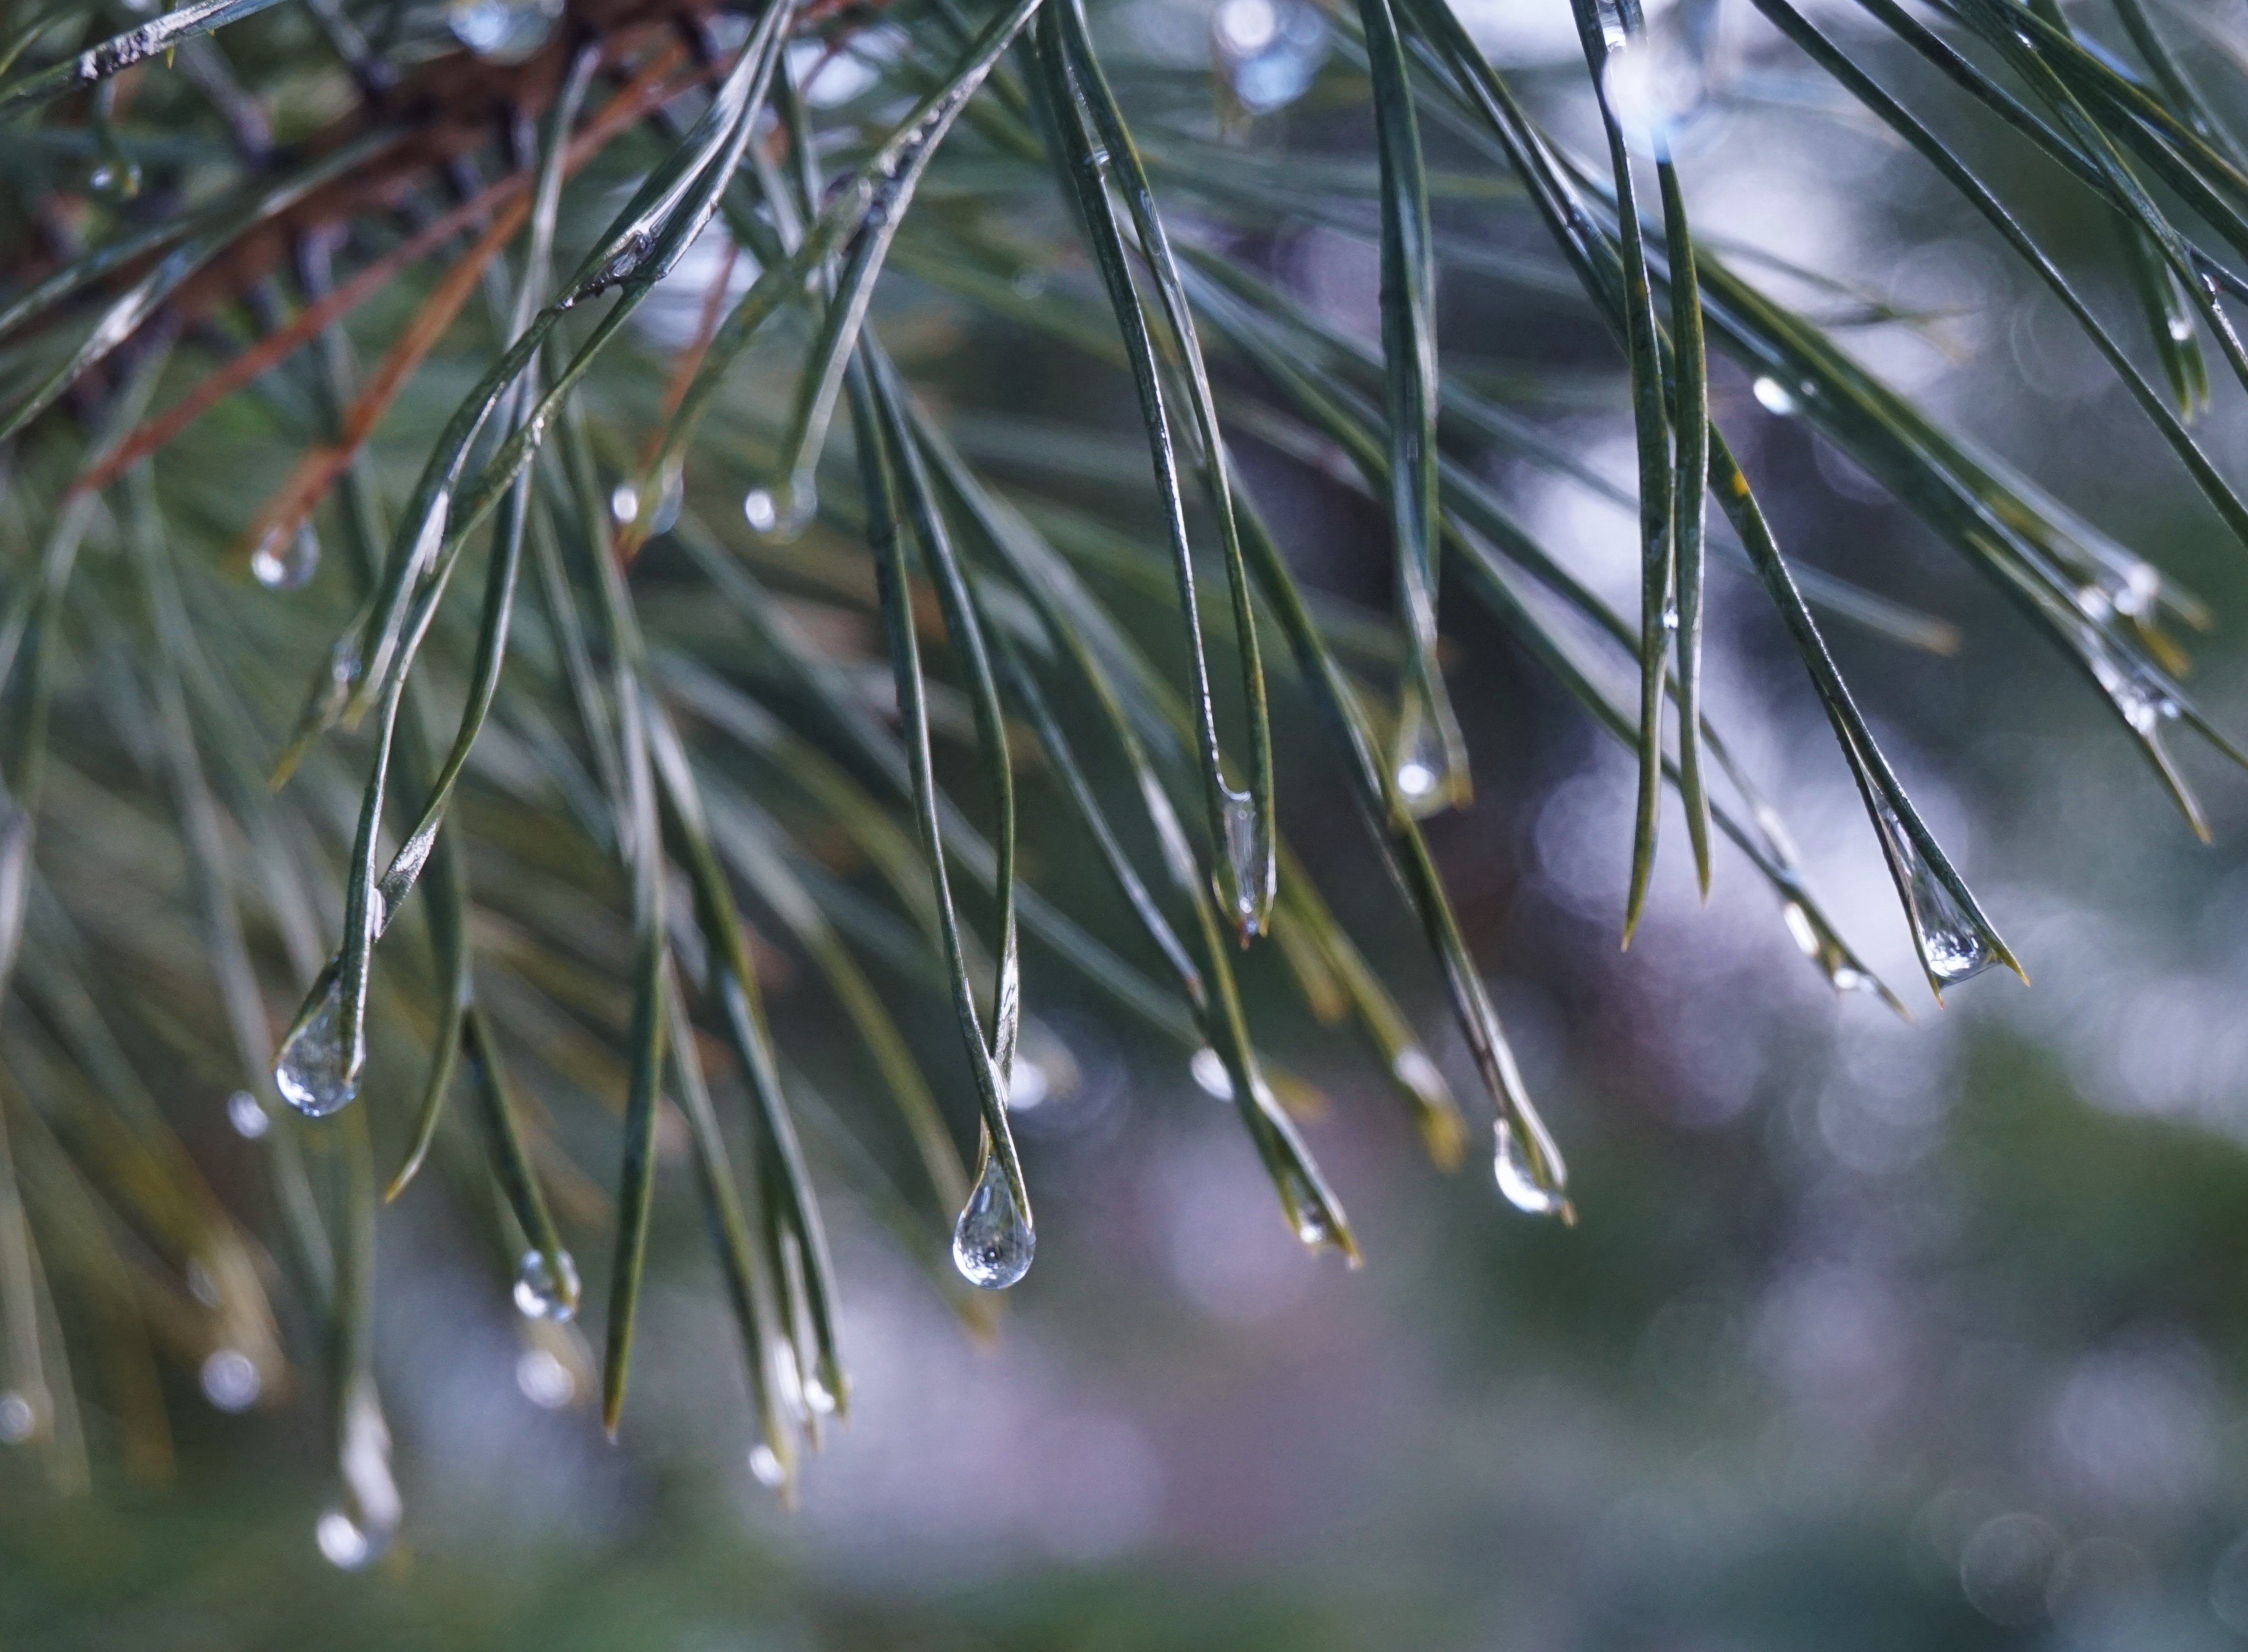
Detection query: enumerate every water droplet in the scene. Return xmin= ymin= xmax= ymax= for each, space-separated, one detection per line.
xmin=446 ymin=0 xmax=561 ymax=61
xmin=1391 ymin=1047 xmax=1447 ymax=1102
xmin=514 ymin=1348 xmax=574 ymax=1409
xmin=250 ymin=522 xmax=320 ymax=591
xmin=743 ymin=473 xmax=817 ymax=542
xmin=749 ymin=1443 xmax=788 ymax=1486
xmin=1600 ymin=0 xmax=1725 ymax=155
xmin=1190 ymin=1047 xmax=1235 ymax=1099
xmin=1781 ymin=900 xmax=1872 ymax=995
xmin=89 ymin=158 xmax=143 ymax=199
xmin=1662 ymin=601 xmax=1681 ymax=633
xmin=200 ymin=1349 xmax=261 ymax=1412
xmin=316 ymin=1508 xmax=373 ymax=1570
xmin=1873 ymin=803 xmax=1997 ymax=987
xmin=647 ymin=461 xmax=684 ymax=538
xmin=273 ymin=978 xmax=359 ymax=1117
xmin=513 ymin=1248 xmax=580 ymax=1321
xmin=2082 ymin=629 xmax=2180 ymax=738
xmin=0 ymin=1391 xmax=36 ymax=1444
xmin=187 ymin=1261 xmax=219 ymax=1307
xmin=1211 ymin=0 xmax=1328 ymax=113
xmin=227 ymin=1089 xmax=270 ymax=1139
xmin=569 ymin=231 xmax=654 ymax=303
xmin=332 ymin=1380 xmax=401 ymax=1565
xmin=609 ymin=482 xmax=640 ymax=525
xmin=1493 ymin=1117 xmax=1568 ymax=1217
xmin=1220 ymin=789 xmax=1265 ymax=931
xmin=1391 ymin=702 xmax=1458 ymax=820
xmin=951 ymin=1152 xmax=1034 ymax=1290
xmin=1752 ymin=376 xmax=1799 ymax=417
xmin=802 ymin=1372 xmax=837 ymax=1416
xmin=2168 ymin=311 xmax=2195 ymax=343
xmin=1011 ymin=268 xmax=1047 ymax=300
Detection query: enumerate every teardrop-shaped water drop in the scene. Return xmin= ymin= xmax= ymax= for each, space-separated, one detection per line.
xmin=2083 ymin=632 xmax=2180 ymax=739
xmin=513 ymin=1247 xmax=580 ymax=1322
xmin=743 ymin=472 xmax=817 ymax=542
xmin=251 ymin=522 xmax=320 ymax=591
xmin=748 ymin=1443 xmax=788 ymax=1487
xmin=273 ymin=978 xmax=358 ymax=1117
xmin=341 ymin=1382 xmax=401 ymax=1539
xmin=319 ymin=1382 xmax=400 ymax=1570
xmin=1220 ymin=788 xmax=1265 ymax=932
xmin=0 ymin=1390 xmax=37 ymax=1444
xmin=1915 ymin=898 xmax=1994 ymax=985
xmin=1190 ymin=1046 xmax=1234 ymax=1099
xmin=647 ymin=460 xmax=685 ymax=538
xmin=1391 ymin=700 xmax=1458 ymax=820
xmin=950 ymin=1152 xmax=1033 ymax=1290
xmin=1276 ymin=1162 xmax=1349 ymax=1255
xmin=1874 ymin=803 xmax=1999 ymax=988
xmin=1493 ymin=1118 xmax=1568 ymax=1218
xmin=802 ymin=1371 xmax=837 ymax=1416
xmin=609 ymin=482 xmax=641 ymax=526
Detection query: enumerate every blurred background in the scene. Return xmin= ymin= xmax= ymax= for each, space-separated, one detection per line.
xmin=14 ymin=0 xmax=2248 ymax=1647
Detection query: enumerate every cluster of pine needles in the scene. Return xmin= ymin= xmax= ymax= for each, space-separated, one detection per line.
xmin=0 ymin=0 xmax=2240 ymax=1563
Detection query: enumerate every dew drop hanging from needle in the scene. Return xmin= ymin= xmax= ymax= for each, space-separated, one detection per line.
xmin=513 ymin=1248 xmax=580 ymax=1321
xmin=743 ymin=473 xmax=817 ymax=542
xmin=748 ymin=1443 xmax=788 ymax=1488
xmin=273 ymin=976 xmax=356 ymax=1117
xmin=1392 ymin=703 xmax=1457 ymax=818
xmin=952 ymin=1148 xmax=1034 ymax=1289
xmin=1493 ymin=1117 xmax=1570 ymax=1218
xmin=1220 ymin=789 xmax=1266 ymax=934
xmin=1871 ymin=799 xmax=2005 ymax=990
xmin=250 ymin=521 xmax=320 ymax=591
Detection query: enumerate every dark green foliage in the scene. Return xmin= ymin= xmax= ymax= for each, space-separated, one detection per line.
xmin=0 ymin=0 xmax=2240 ymax=1563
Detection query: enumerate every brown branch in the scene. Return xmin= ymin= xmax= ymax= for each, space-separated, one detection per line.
xmin=234 ymin=191 xmax=534 ymax=567
xmin=75 ymin=45 xmax=704 ymax=498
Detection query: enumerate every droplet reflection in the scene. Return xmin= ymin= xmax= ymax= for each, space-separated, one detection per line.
xmin=1493 ymin=1117 xmax=1568 ymax=1218
xmin=513 ymin=1248 xmax=581 ymax=1322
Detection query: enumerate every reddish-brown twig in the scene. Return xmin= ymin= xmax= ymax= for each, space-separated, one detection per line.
xmin=75 ymin=44 xmax=704 ymax=499
xmin=234 ymin=189 xmax=536 ymax=567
